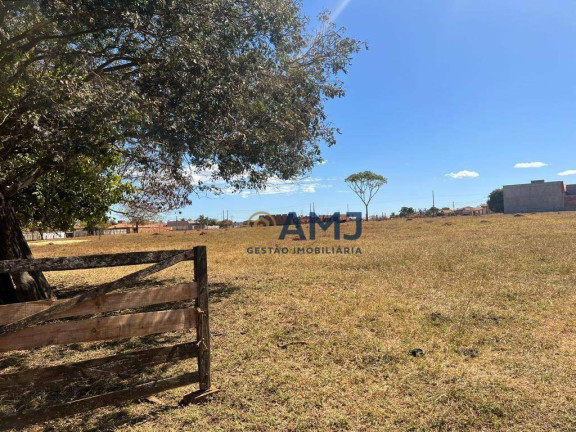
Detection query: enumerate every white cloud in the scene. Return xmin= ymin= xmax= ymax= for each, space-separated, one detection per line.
xmin=233 ymin=177 xmax=332 ymax=198
xmin=301 ymin=183 xmax=333 ymax=193
xmin=301 ymin=184 xmax=317 ymax=193
xmin=184 ymin=164 xmax=222 ymax=184
xmin=514 ymin=162 xmax=548 ymax=169
xmin=558 ymin=170 xmax=576 ymax=176
xmin=445 ymin=170 xmax=480 ymax=179
xmin=183 ymin=166 xmax=333 ymax=198
xmin=241 ymin=184 xmax=298 ymax=197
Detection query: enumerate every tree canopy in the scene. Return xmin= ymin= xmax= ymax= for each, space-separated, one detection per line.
xmin=12 ymin=155 xmax=129 ymax=233
xmin=0 ymin=0 xmax=364 ymax=302
xmin=399 ymin=207 xmax=415 ymax=218
xmin=487 ymin=188 xmax=504 ymax=213
xmin=1 ymin=0 xmax=364 ymax=217
xmin=345 ymin=171 xmax=387 ymax=221
xmin=197 ymin=215 xmax=218 ymax=227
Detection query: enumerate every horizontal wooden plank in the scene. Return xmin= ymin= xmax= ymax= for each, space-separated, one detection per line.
xmin=0 ymin=342 xmax=198 ymax=390
xmin=0 ymin=249 xmax=194 ymax=273
xmin=0 ymin=308 xmax=196 ymax=353
xmin=0 ymin=250 xmax=195 ymax=337
xmin=0 ymin=372 xmax=199 ymax=430
xmin=0 ymin=283 xmax=197 ymax=326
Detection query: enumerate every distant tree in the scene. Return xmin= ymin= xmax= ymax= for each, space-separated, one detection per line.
xmin=218 ymin=219 xmax=233 ymax=228
xmin=197 ymin=215 xmax=209 ymax=228
xmin=426 ymin=207 xmax=440 ymax=217
xmin=399 ymin=207 xmax=415 ymax=218
xmin=87 ymin=219 xmax=114 ymax=238
xmin=197 ymin=215 xmax=218 ymax=228
xmin=120 ymin=202 xmax=161 ymax=233
xmin=488 ymin=188 xmax=504 ymax=213
xmin=345 ymin=171 xmax=388 ymax=221
xmin=206 ymin=218 xmax=219 ymax=226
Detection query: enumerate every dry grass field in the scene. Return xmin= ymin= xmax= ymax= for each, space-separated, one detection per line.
xmin=2 ymin=212 xmax=576 ymax=431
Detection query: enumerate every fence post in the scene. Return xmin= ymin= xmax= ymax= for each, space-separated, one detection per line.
xmin=194 ymin=245 xmax=211 ymax=391
xmin=178 ymin=245 xmax=218 ymax=404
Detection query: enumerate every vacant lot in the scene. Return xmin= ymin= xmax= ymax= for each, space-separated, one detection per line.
xmin=2 ymin=213 xmax=576 ymax=431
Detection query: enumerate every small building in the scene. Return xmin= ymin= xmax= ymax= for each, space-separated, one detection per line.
xmin=105 ymin=222 xmax=134 ymax=235
xmin=22 ymin=231 xmax=66 ymax=241
xmin=139 ymin=223 xmax=171 ymax=233
xmin=454 ymin=206 xmax=487 ymax=216
xmin=167 ymin=220 xmax=203 ymax=231
xmin=503 ymin=180 xmax=576 ymax=214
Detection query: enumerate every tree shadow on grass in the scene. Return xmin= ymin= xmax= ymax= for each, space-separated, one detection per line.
xmin=0 ymin=352 xmax=28 ymax=370
xmin=65 ymin=403 xmax=176 ymax=432
xmin=209 ymin=281 xmax=242 ymax=303
xmin=0 ymin=357 xmax=198 ymax=431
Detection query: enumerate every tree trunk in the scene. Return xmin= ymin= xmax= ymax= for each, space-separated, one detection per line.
xmin=0 ymin=190 xmax=53 ymax=304
xmin=365 ymin=204 xmax=369 ymax=222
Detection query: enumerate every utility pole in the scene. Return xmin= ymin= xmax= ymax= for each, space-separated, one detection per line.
xmin=432 ymin=191 xmax=435 ymax=217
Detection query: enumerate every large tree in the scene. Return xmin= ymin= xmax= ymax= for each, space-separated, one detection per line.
xmin=0 ymin=0 xmax=364 ymax=303
xmin=345 ymin=171 xmax=387 ymax=221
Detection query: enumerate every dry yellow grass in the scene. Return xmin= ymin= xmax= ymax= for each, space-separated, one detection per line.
xmin=2 ymin=212 xmax=576 ymax=431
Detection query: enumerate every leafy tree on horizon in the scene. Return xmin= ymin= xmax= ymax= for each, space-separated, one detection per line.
xmin=399 ymin=207 xmax=415 ymax=218
xmin=197 ymin=215 xmax=218 ymax=228
xmin=0 ymin=1 xmax=364 ymax=303
xmin=487 ymin=188 xmax=504 ymax=213
xmin=426 ymin=206 xmax=439 ymax=217
xmin=345 ymin=171 xmax=388 ymax=221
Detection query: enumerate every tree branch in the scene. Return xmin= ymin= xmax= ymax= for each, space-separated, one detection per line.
xmin=3 ymin=152 xmax=75 ymax=199
xmin=4 ymin=165 xmax=48 ymax=198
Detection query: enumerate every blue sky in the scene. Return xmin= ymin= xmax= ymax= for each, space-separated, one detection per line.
xmin=173 ymin=0 xmax=576 ymax=221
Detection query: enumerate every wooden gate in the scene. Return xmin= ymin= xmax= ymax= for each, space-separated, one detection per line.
xmin=0 ymin=246 xmax=215 ymax=430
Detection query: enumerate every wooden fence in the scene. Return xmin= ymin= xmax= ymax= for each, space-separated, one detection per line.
xmin=0 ymin=246 xmax=215 ymax=430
